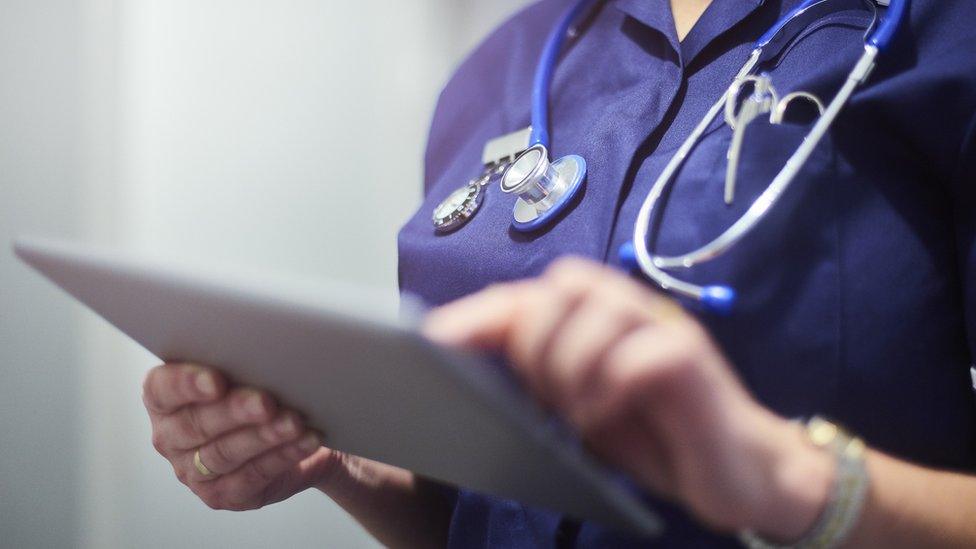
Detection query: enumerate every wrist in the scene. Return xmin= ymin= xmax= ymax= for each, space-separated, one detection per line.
xmin=749 ymin=417 xmax=836 ymax=543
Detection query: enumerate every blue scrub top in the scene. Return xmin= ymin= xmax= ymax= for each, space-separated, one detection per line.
xmin=398 ymin=0 xmax=976 ymax=546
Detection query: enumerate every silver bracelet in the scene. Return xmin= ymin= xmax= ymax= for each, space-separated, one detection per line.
xmin=739 ymin=417 xmax=870 ymax=549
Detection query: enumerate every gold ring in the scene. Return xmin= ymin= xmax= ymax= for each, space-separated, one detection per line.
xmin=193 ymin=449 xmax=215 ymax=477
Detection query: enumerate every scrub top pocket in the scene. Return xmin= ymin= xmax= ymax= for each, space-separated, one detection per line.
xmin=654 ymin=117 xmax=838 ymax=269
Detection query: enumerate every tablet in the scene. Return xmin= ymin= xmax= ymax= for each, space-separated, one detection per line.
xmin=13 ymin=237 xmax=662 ymax=536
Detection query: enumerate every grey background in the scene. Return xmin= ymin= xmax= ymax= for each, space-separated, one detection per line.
xmin=0 ymin=1 xmax=528 ymax=547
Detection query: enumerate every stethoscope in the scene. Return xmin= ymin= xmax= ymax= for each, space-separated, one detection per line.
xmin=432 ymin=0 xmax=596 ymax=234
xmin=432 ymin=0 xmax=908 ymax=314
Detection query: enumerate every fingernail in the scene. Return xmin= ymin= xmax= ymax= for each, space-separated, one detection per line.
xmin=195 ymin=373 xmax=217 ymax=397
xmin=298 ymin=433 xmax=321 ymax=452
xmin=274 ymin=415 xmax=297 ymax=437
xmin=245 ymin=393 xmax=266 ymax=417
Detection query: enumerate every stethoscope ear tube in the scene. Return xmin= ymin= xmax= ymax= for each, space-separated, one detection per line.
xmin=755 ymin=0 xmax=907 ymax=54
xmin=627 ymin=40 xmax=882 ymax=314
xmin=617 ymin=242 xmax=737 ymax=315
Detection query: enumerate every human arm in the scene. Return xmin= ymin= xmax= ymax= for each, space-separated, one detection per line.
xmin=422 ymin=257 xmax=976 ymax=546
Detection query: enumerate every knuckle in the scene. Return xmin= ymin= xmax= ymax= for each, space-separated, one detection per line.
xmin=484 ymin=281 xmax=520 ymax=299
xmin=219 ymin=478 xmax=257 ymax=511
xmin=257 ymin=476 xmax=284 ymax=507
xmin=142 ymin=369 xmax=163 ymax=412
xmin=283 ymin=442 xmax=308 ymax=462
xmin=222 ymin=475 xmax=249 ymax=496
xmin=219 ymin=493 xmax=250 ymax=511
xmin=546 ymin=259 xmax=606 ymax=295
xmin=639 ymin=353 xmax=695 ymax=395
xmin=257 ymin=423 xmax=280 ymax=444
xmin=174 ymin=464 xmax=190 ymax=486
xmin=173 ymin=416 xmax=198 ymax=445
xmin=243 ymin=459 xmax=272 ymax=485
xmin=546 ymin=256 xmax=597 ymax=280
xmin=141 ymin=369 xmax=155 ymax=395
xmin=604 ymin=345 xmax=655 ymax=389
xmin=509 ymin=283 xmax=543 ymax=312
xmin=483 ymin=282 xmax=507 ymax=293
xmin=668 ymin=317 xmax=708 ymax=349
xmin=585 ymin=283 xmax=632 ymax=315
xmin=201 ymin=497 xmax=224 ymax=511
xmin=658 ymin=354 xmax=692 ymax=379
xmin=210 ymin=438 xmax=234 ymax=470
xmin=150 ymin=430 xmax=168 ymax=455
xmin=223 ymin=500 xmax=249 ymax=512
xmin=511 ymin=280 xmax=541 ymax=301
xmin=547 ymin=255 xmax=587 ymax=274
xmin=167 ymin=365 xmax=191 ymax=402
xmin=229 ymin=497 xmax=257 ymax=512
xmin=143 ymin=365 xmax=164 ymax=389
xmin=182 ymin=406 xmax=207 ymax=441
xmin=195 ymin=482 xmax=233 ymax=510
xmin=197 ymin=488 xmax=227 ymax=511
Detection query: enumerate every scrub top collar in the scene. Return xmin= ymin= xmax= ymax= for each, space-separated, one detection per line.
xmin=613 ymin=0 xmax=766 ymax=67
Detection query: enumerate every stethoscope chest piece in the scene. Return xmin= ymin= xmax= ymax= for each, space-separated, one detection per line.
xmin=501 ymin=144 xmax=586 ymax=232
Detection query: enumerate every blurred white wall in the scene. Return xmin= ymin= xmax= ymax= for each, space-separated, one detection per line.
xmin=0 ymin=1 xmax=529 ymax=547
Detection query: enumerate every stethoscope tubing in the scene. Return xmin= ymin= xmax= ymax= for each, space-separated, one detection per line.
xmin=490 ymin=0 xmax=906 ymax=313
xmin=530 ymin=0 xmax=601 ymax=149
xmin=630 ymin=0 xmax=905 ymax=313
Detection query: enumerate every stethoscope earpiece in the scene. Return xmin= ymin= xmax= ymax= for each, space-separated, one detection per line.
xmin=618 ymin=241 xmax=638 ymax=271
xmin=618 ymin=241 xmax=736 ymax=315
xmin=700 ymin=286 xmax=736 ymax=316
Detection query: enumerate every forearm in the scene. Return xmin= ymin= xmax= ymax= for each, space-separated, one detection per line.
xmin=316 ymin=455 xmax=452 ymax=549
xmin=844 ymin=450 xmax=976 ymax=548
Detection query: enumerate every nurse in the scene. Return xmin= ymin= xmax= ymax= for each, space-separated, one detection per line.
xmin=141 ymin=0 xmax=976 ymax=547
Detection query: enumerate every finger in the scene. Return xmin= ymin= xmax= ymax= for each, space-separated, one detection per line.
xmin=198 ymin=432 xmax=324 ymax=511
xmin=544 ymin=280 xmax=686 ymax=411
xmin=189 ymin=412 xmax=304 ymax=481
xmin=421 ymin=258 xmax=610 ymax=351
xmin=569 ymin=323 xmax=691 ymax=433
xmin=422 ymin=282 xmax=526 ymax=350
xmin=542 ymin=292 xmax=645 ymax=412
xmin=154 ymin=387 xmax=278 ymax=452
xmin=535 ymin=258 xmax=677 ymax=404
xmin=545 ymin=256 xmax=685 ymax=317
xmin=542 ymin=256 xmax=608 ymax=288
xmin=143 ymin=363 xmax=225 ymax=414
xmin=504 ymin=282 xmax=586 ymax=399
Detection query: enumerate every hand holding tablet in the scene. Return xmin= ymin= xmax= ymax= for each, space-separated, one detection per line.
xmin=13 ymin=237 xmax=661 ymax=536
